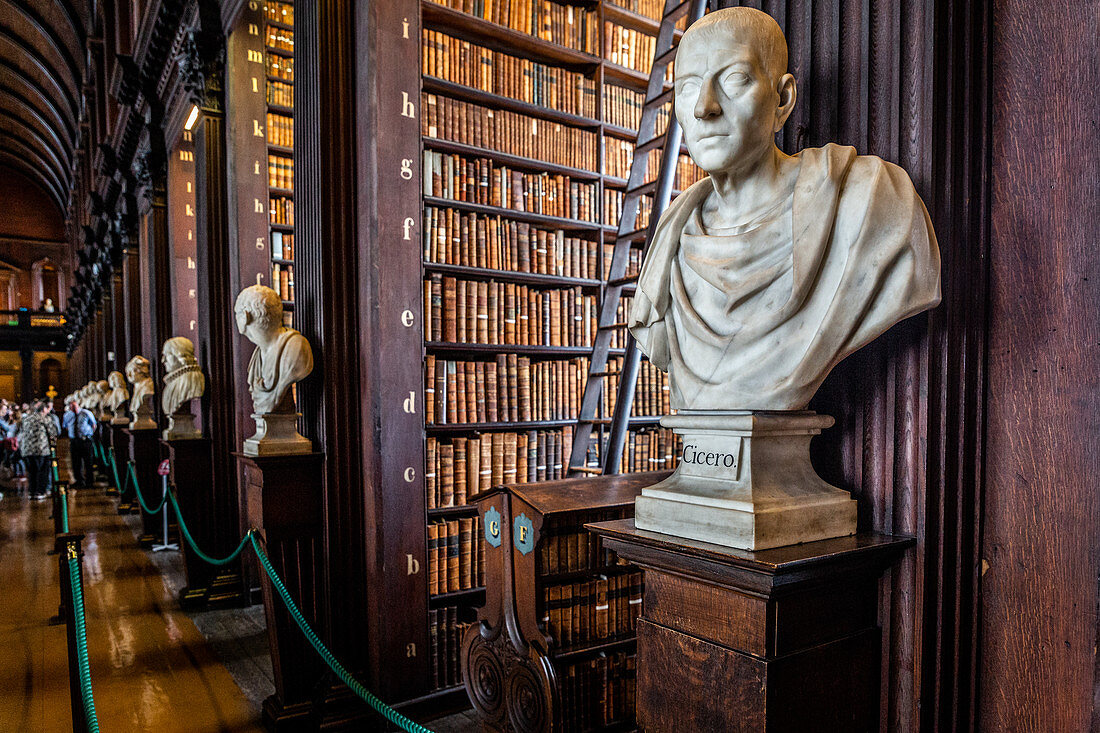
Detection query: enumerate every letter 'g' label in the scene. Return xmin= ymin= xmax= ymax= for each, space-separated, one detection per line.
xmin=484 ymin=506 xmax=502 ymax=548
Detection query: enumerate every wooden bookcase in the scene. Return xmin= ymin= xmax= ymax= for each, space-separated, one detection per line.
xmin=414 ymin=0 xmax=695 ymax=712
xmin=462 ymin=472 xmax=670 ymax=731
xmin=264 ymin=1 xmax=297 ymax=325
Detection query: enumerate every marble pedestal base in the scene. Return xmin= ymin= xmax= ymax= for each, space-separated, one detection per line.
xmin=163 ymin=411 xmax=200 ymax=441
xmin=129 ymin=401 xmax=157 ymax=430
xmin=243 ymin=412 xmax=311 ymax=456
xmin=635 ymin=411 xmax=856 ymax=551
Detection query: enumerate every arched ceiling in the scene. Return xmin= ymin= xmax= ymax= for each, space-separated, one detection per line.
xmin=0 ymin=0 xmax=90 ymax=213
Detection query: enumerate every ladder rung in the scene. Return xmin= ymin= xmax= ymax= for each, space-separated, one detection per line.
xmin=589 ymin=370 xmax=621 ymax=378
xmin=652 ymin=46 xmax=678 ymax=72
xmin=627 ymin=181 xmax=658 ymax=197
xmin=600 ymin=322 xmax=628 ymax=330
xmin=616 ymin=226 xmax=648 ymax=242
xmin=634 ymin=135 xmax=665 ymax=157
xmin=645 ymin=88 xmax=674 ymax=108
xmin=665 ymin=0 xmax=695 ymax=19
xmin=569 ymin=466 xmax=603 ymax=475
xmin=607 ymin=274 xmax=639 ymax=287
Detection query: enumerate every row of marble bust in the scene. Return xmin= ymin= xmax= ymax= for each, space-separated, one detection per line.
xmin=74 ymin=284 xmax=314 ymax=455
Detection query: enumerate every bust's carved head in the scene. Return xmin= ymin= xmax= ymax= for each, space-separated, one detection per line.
xmin=162 ymin=336 xmax=199 ymax=372
xmin=674 ymin=7 xmax=796 ymax=177
xmin=108 ymin=371 xmax=126 ymax=390
xmin=234 ymin=285 xmax=284 ymax=346
xmin=125 ymin=355 xmax=152 ymax=384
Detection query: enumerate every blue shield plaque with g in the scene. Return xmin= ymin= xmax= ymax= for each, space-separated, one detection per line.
xmin=484 ymin=506 xmax=502 ymax=548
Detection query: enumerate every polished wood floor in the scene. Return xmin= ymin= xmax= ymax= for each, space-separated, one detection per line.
xmin=0 ymin=487 xmax=263 ymax=732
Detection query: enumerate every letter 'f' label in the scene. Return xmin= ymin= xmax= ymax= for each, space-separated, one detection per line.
xmin=403 ymin=392 xmax=416 ymax=413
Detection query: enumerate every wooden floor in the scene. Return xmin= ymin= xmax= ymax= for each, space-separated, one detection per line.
xmin=0 ymin=487 xmax=263 ymax=732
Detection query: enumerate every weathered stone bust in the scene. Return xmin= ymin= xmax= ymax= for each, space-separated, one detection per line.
xmin=82 ymin=381 xmax=100 ymax=412
xmin=106 ymin=371 xmax=130 ymax=425
xmin=124 ymin=355 xmax=157 ymax=430
xmin=161 ymin=336 xmax=205 ymax=440
xmin=631 ymin=8 xmax=941 ymax=550
xmin=234 ymin=284 xmax=314 ymax=455
xmin=95 ymin=379 xmax=112 ymax=421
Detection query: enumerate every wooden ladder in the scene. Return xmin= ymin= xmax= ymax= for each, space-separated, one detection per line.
xmin=568 ymin=0 xmax=708 ymax=477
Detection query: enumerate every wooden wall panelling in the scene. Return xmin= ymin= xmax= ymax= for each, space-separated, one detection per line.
xmin=123 ymin=242 xmax=143 ymax=365
xmin=167 ymin=128 xmax=199 ymax=345
xmin=981 ymin=1 xmax=1100 ymax=730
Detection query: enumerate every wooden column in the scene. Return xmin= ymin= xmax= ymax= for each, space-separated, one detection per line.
xmin=189 ymin=20 xmax=244 ymax=584
xmin=127 ymin=426 xmax=161 ymax=548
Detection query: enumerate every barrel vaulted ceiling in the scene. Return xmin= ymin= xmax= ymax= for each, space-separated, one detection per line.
xmin=0 ymin=0 xmax=91 ymax=214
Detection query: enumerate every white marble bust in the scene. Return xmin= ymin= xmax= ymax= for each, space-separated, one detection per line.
xmin=106 ymin=370 xmax=130 ymax=424
xmin=95 ymin=379 xmax=112 ymax=420
xmin=124 ymin=355 xmax=157 ymax=429
xmin=81 ymin=381 xmax=100 ymax=412
xmin=630 ymin=8 xmax=940 ymax=411
xmin=161 ymin=336 xmax=205 ymax=439
xmin=630 ymin=8 xmax=941 ymax=551
xmin=234 ymin=284 xmax=313 ymax=455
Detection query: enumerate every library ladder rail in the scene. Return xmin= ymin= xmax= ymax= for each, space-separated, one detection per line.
xmin=568 ymin=0 xmax=709 ymax=477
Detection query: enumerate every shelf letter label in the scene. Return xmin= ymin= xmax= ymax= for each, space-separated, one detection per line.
xmin=254 ymin=198 xmax=265 ymax=213
xmin=406 ymin=643 xmax=416 ymax=658
xmin=403 ymin=392 xmax=416 ymax=414
xmin=179 ymin=150 xmax=193 ymax=162
xmin=253 ymin=119 xmax=264 ymax=137
xmin=189 ymin=319 xmax=196 ymax=330
xmin=401 ymin=310 xmax=414 ymax=327
xmin=256 ymin=273 xmax=264 ymax=285
xmin=402 ymin=17 xmax=410 ymax=39
xmin=403 ymin=467 xmax=415 ymax=482
xmin=187 ymin=257 xmax=196 ymax=269
xmin=400 ymin=159 xmax=413 ymax=180
xmin=401 ymin=92 xmax=415 ymax=118
xmin=252 ymin=77 xmax=259 ymax=93
xmin=406 ymin=554 xmax=420 ymax=575
xmin=254 ymin=161 xmax=261 ymax=175
xmin=247 ymin=49 xmax=263 ymax=64
xmin=248 ymin=23 xmax=259 ymax=36
xmin=403 ymin=217 xmax=415 ymax=240
xmin=256 ymin=237 xmax=265 ymax=250
xmin=485 ymin=506 xmax=502 ymax=548
xmin=185 ymin=204 xmax=194 ymax=217
xmin=513 ymin=513 xmax=534 ymax=555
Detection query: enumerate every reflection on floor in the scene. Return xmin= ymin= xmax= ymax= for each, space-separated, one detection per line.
xmin=0 ymin=466 xmax=480 ymax=732
xmin=0 ymin=487 xmax=263 ymax=732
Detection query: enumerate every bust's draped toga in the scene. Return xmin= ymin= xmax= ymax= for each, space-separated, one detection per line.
xmin=630 ymin=143 xmax=941 ymax=411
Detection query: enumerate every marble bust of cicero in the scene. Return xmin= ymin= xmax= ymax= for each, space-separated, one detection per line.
xmin=630 ymin=8 xmax=941 ymax=411
xmin=234 ymin=284 xmax=313 ymax=415
xmin=161 ymin=336 xmax=206 ymax=415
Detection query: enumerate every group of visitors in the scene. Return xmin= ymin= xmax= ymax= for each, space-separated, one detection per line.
xmin=0 ymin=396 xmax=98 ymax=500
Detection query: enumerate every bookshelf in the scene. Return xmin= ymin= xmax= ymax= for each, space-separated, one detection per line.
xmin=265 ymin=1 xmax=296 ymax=325
xmin=415 ymin=0 xmax=696 ymax=721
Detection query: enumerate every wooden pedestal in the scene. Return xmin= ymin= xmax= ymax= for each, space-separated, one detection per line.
xmin=587 ymin=520 xmax=912 ymax=733
xmin=95 ymin=420 xmax=113 ymax=489
xmin=237 ymin=452 xmax=326 ymax=732
xmin=112 ymin=424 xmax=137 ymax=513
xmin=164 ymin=437 xmax=242 ymax=609
xmin=127 ymin=427 xmax=164 ymax=548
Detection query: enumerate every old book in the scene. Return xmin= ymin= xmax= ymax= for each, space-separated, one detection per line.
xmin=426 ymin=437 xmax=437 ymax=509
xmin=446 ymin=519 xmax=460 ymax=592
xmin=428 ymin=523 xmax=440 ymax=595
xmin=439 ymin=443 xmax=454 ymax=508
xmin=459 ymin=517 xmax=473 ymax=589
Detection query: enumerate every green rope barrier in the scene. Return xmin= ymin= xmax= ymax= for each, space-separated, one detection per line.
xmin=249 ymin=534 xmax=433 ymax=733
xmin=107 ymin=448 xmax=122 ymax=492
xmin=126 ymin=462 xmax=169 ymax=515
xmin=60 ymin=487 xmax=69 ymax=534
xmin=67 ymin=549 xmax=101 ymax=732
xmin=165 ymin=490 xmax=251 ymax=567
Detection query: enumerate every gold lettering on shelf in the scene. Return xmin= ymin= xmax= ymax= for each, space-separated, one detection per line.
xmin=248 ymin=22 xmax=259 ymax=36
xmin=248 ymin=0 xmax=258 ymax=9
xmin=254 ymin=161 xmax=261 ymax=175
xmin=252 ymin=119 xmax=264 ymax=137
xmin=187 ymin=230 xmax=193 ymax=241
xmin=402 ymin=217 xmax=415 ymax=240
xmin=403 ymin=467 xmax=415 ymax=482
xmin=188 ymin=289 xmax=196 ymax=299
xmin=403 ymin=392 xmax=416 ymax=414
xmin=255 ymin=237 xmax=265 ymax=250
xmin=401 ymin=91 xmax=416 ymax=118
xmin=247 ymin=49 xmax=263 ymax=64
xmin=256 ymin=273 xmax=264 ymax=285
xmin=401 ymin=310 xmax=414 ymax=327
xmin=406 ymin=554 xmax=420 ymax=575
xmin=186 ymin=181 xmax=193 ymax=193
xmin=185 ymin=204 xmax=194 ymax=217
xmin=254 ymin=198 xmax=265 ymax=213
xmin=179 ymin=150 xmax=193 ymax=162
xmin=519 ymin=524 xmax=529 ymax=543
xmin=252 ymin=77 xmax=259 ymax=93
xmin=402 ymin=17 xmax=410 ymax=38
xmin=183 ymin=131 xmax=193 ymax=143
xmin=189 ymin=319 xmax=196 ymax=330
xmin=406 ymin=643 xmax=416 ymax=658
xmin=187 ymin=257 xmax=196 ymax=269
xmin=400 ymin=159 xmax=413 ymax=180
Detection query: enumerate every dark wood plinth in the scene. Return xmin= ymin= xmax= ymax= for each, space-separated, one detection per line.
xmin=111 ymin=424 xmax=137 ymax=512
xmin=586 ymin=520 xmax=913 ymax=733
xmin=237 ymin=452 xmax=326 ymax=732
xmin=163 ymin=437 xmax=242 ymax=609
xmin=126 ymin=428 xmax=165 ymax=548
xmin=94 ymin=420 xmax=113 ymax=488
